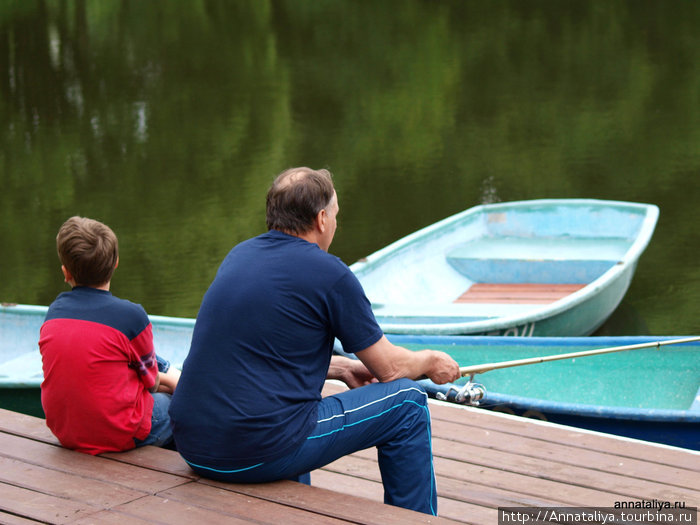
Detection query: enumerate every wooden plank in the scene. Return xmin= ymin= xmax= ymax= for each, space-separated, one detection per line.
xmin=101 ymin=445 xmax=197 ymax=479
xmin=431 ymin=418 xmax=700 ymax=491
xmin=199 ymin=478 xmax=459 ymax=525
xmin=311 ymin=467 xmax=384 ymax=500
xmin=430 ymin=436 xmax=699 ymax=503
xmin=161 ymin=482 xmax=350 ymax=524
xmin=428 ymin=402 xmax=700 ymax=470
xmin=0 ymin=482 xmax=101 ymax=524
xmin=0 ymin=408 xmax=57 ymax=444
xmin=0 ymin=432 xmax=188 ymax=494
xmin=110 ymin=494 xmax=255 ymax=525
xmin=454 ymin=283 xmax=585 ymax=304
xmin=319 ymin=449 xmax=683 ymax=524
xmin=71 ymin=510 xmax=156 ymax=525
xmin=0 ymin=511 xmax=46 ymax=525
xmin=312 ymin=462 xmax=503 ymax=524
xmin=0 ymin=408 xmax=196 ymax=479
xmin=435 ymin=498 xmax=497 ymax=525
xmin=427 ymin=495 xmax=497 ymax=524
xmin=0 ymin=456 xmax=145 ymax=508
xmin=325 ymin=451 xmax=614 ymax=508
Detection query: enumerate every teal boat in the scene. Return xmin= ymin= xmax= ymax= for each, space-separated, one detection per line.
xmin=388 ymin=334 xmax=699 ymax=450
xmin=351 ymin=199 xmax=659 ymax=336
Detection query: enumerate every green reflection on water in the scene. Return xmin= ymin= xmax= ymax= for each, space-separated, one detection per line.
xmin=1 ymin=1 xmax=699 ymax=335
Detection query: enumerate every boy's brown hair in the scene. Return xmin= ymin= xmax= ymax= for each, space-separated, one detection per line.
xmin=57 ymin=216 xmax=119 ymax=287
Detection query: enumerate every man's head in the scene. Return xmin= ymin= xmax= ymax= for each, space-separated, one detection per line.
xmin=56 ymin=216 xmax=119 ymax=287
xmin=266 ymin=167 xmax=338 ymax=251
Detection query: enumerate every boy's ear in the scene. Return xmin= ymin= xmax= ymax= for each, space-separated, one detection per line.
xmin=61 ymin=265 xmax=73 ymax=284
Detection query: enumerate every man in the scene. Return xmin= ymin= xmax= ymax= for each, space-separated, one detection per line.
xmin=169 ymin=167 xmax=459 ymax=515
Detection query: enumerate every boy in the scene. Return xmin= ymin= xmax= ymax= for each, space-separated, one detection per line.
xmin=39 ymin=216 xmax=179 ymax=454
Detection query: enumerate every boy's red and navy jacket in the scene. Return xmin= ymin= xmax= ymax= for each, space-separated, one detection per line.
xmin=39 ymin=286 xmax=158 ymax=455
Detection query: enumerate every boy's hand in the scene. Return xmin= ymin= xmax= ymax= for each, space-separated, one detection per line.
xmin=157 ymin=367 xmax=181 ymax=394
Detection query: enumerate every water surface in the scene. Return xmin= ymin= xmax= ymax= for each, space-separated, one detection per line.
xmin=1 ymin=1 xmax=699 ymax=335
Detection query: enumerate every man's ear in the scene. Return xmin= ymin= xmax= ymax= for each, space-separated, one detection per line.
xmin=315 ymin=209 xmax=327 ymax=233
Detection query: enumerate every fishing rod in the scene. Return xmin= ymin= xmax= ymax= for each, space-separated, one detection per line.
xmin=434 ymin=336 xmax=700 ymax=405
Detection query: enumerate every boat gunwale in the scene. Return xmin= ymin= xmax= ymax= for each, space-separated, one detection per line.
xmin=0 ymin=304 xmax=196 ymax=329
xmin=351 ymin=199 xmax=659 ymax=334
xmin=481 ymin=390 xmax=700 ymax=422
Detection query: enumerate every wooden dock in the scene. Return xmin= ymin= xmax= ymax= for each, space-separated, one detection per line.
xmin=1 ymin=382 xmax=698 ymax=524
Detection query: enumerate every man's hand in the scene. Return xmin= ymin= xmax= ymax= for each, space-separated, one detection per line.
xmin=424 ymin=350 xmax=461 ymax=384
xmin=327 ymin=355 xmax=377 ymax=389
xmin=355 ymin=336 xmax=460 ymax=384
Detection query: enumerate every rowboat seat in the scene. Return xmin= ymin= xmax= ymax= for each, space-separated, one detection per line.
xmin=445 ymin=237 xmax=625 ymax=284
xmin=454 ymin=283 xmax=585 ymax=304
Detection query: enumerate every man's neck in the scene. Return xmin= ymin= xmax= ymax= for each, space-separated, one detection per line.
xmin=278 ymin=228 xmax=320 ymax=248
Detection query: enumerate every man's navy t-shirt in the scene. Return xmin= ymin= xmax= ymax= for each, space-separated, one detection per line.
xmin=169 ymin=230 xmax=383 ymax=468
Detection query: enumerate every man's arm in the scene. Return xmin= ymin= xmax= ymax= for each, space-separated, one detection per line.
xmin=354 ymin=335 xmax=460 ymax=385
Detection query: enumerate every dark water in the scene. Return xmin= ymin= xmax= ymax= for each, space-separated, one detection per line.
xmin=1 ymin=1 xmax=699 ymax=335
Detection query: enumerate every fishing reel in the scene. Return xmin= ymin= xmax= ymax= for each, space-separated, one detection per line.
xmin=435 ymin=374 xmax=486 ymax=406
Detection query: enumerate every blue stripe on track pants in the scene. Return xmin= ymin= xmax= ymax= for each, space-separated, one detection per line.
xmin=185 ymin=378 xmax=438 ymax=515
